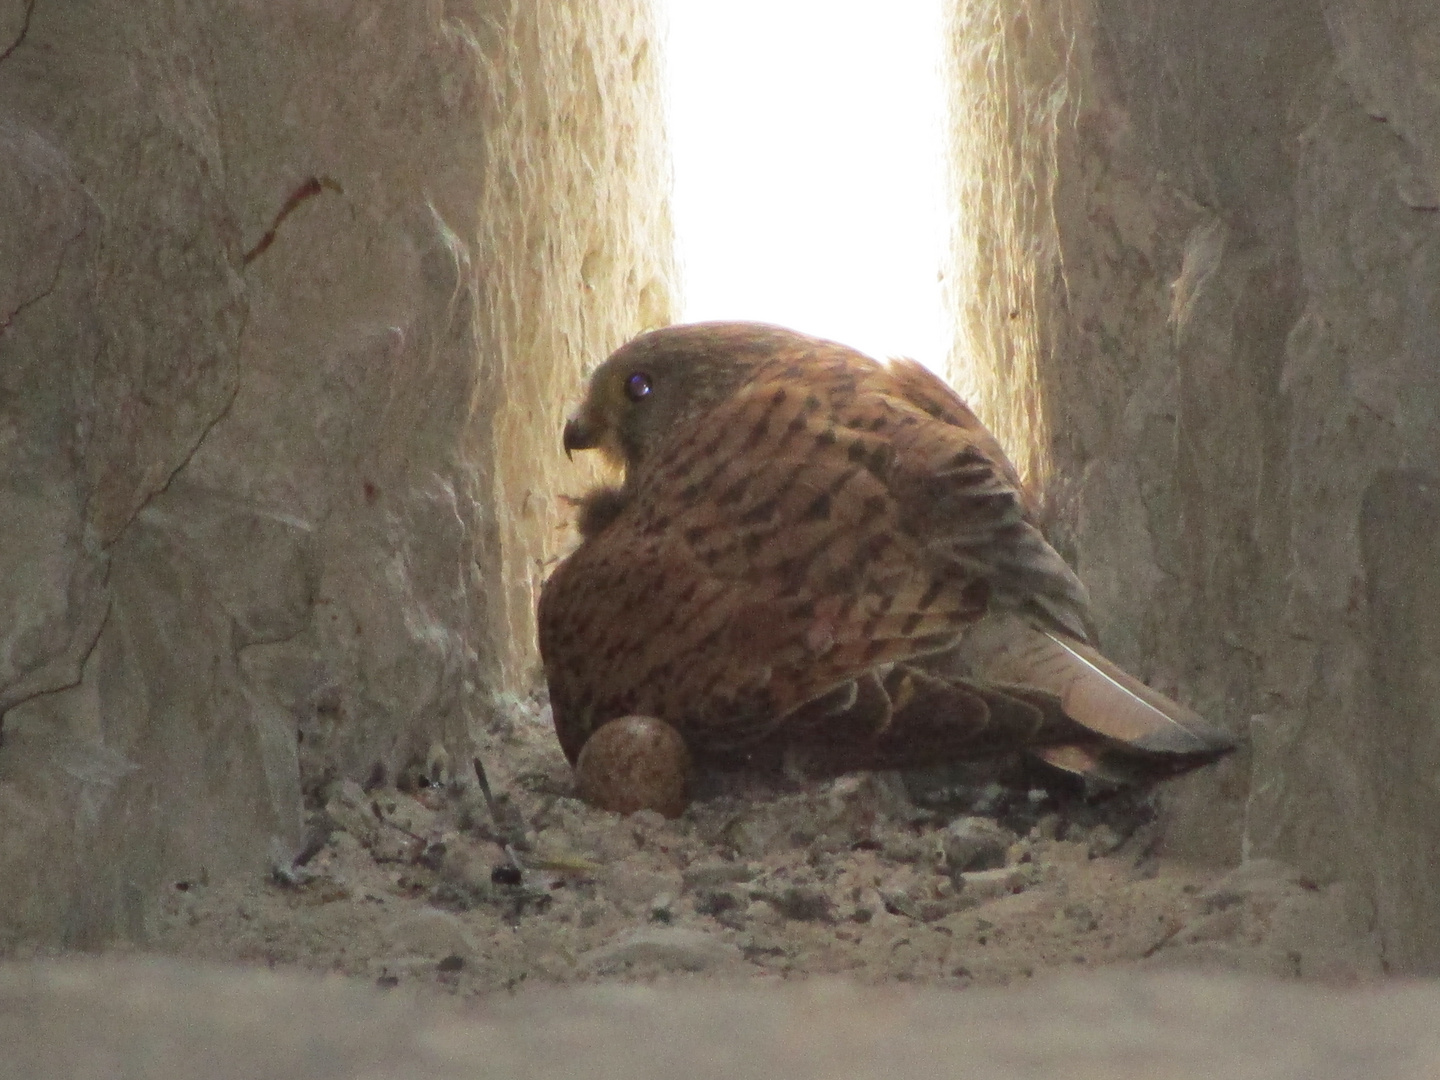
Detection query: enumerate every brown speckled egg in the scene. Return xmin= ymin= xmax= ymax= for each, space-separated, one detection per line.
xmin=574 ymin=715 xmax=691 ymax=818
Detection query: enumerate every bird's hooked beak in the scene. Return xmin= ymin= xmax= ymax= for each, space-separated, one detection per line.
xmin=562 ymin=415 xmax=598 ymax=461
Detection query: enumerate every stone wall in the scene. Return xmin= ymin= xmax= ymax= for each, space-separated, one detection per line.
xmin=947 ymin=0 xmax=1440 ymax=971
xmin=0 ymin=0 xmax=671 ymax=947
xmin=5 ymin=0 xmax=1437 ymax=975
xmin=9 ymin=958 xmax=1440 ymax=1079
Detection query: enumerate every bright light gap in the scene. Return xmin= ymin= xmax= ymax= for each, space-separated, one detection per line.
xmin=660 ymin=1 xmax=951 ymax=372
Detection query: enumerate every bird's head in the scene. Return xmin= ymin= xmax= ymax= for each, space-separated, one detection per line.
xmin=562 ymin=321 xmax=815 ymax=479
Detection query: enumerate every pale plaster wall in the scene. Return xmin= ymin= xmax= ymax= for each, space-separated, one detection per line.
xmin=0 ymin=0 xmax=671 ymax=947
xmin=4 ymin=0 xmax=1438 ymax=976
xmin=947 ymin=0 xmax=1440 ymax=972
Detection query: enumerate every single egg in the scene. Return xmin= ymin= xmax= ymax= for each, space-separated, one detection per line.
xmin=574 ymin=715 xmax=691 ymax=818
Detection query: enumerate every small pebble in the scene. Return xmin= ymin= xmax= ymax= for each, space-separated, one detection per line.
xmin=582 ymin=927 xmax=740 ymax=973
xmin=959 ymin=866 xmax=1031 ymax=901
xmin=596 ymin=864 xmax=680 ymax=907
xmin=575 ymin=716 xmax=691 ymax=818
xmin=1028 ymin=813 xmax=1060 ymax=841
xmin=943 ymin=817 xmax=1017 ymax=874
xmin=383 ymin=908 xmax=479 ymax=961
xmin=695 ymin=888 xmax=742 ymax=917
xmin=1087 ymin=824 xmax=1124 ymax=857
xmin=744 ymin=900 xmax=784 ymax=926
xmin=683 ymin=861 xmax=757 ymax=890
xmin=768 ymin=886 xmax=834 ymax=923
xmin=649 ymin=893 xmax=676 ymax=923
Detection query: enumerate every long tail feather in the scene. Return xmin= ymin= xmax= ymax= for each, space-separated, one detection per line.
xmin=954 ymin=613 xmax=1236 ymax=758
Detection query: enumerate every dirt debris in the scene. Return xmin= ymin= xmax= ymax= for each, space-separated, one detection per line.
xmin=146 ymin=696 xmax=1382 ymax=993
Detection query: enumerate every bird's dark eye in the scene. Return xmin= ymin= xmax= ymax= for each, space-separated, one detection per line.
xmin=624 ymin=371 xmax=653 ymax=401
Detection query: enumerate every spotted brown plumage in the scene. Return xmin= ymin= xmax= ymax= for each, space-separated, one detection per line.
xmin=539 ymin=322 xmax=1235 ymax=786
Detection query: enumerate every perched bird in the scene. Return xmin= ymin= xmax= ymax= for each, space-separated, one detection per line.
xmin=539 ymin=322 xmax=1234 ymax=797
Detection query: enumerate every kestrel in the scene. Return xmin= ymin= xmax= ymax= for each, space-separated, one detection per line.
xmin=539 ymin=322 xmax=1234 ymax=794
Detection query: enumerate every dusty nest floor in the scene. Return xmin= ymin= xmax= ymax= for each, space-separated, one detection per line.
xmin=146 ymin=697 xmax=1380 ymax=994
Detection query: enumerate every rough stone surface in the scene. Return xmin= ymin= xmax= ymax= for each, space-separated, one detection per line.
xmin=946 ymin=0 xmax=1440 ymax=971
xmin=580 ymin=927 xmax=742 ymax=975
xmin=943 ymin=816 xmax=1017 ymax=873
xmin=6 ymin=957 xmax=1440 ymax=1080
xmin=2 ymin=0 xmax=1437 ymax=994
xmin=124 ymin=698 xmax=1378 ymax=996
xmin=0 ymin=0 xmax=671 ymax=947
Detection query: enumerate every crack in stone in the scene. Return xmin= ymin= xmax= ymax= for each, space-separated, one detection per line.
xmin=242 ymin=176 xmax=345 ymax=265
xmin=0 ymin=226 xmax=84 ymax=336
xmin=0 ymin=590 xmax=112 ymax=723
xmin=0 ymin=0 xmax=35 ymax=64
